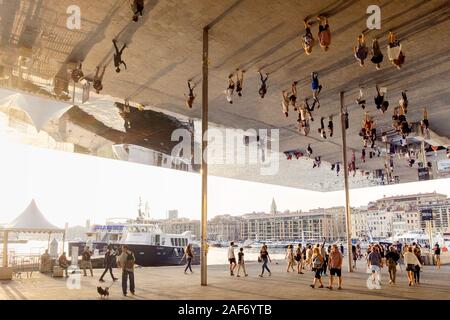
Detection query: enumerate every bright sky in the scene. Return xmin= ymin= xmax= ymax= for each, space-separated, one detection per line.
xmin=1 ymin=140 xmax=449 ymax=228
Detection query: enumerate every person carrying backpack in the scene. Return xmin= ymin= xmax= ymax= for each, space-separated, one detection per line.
xmin=118 ymin=245 xmax=136 ymax=296
xmin=310 ymin=247 xmax=324 ymax=288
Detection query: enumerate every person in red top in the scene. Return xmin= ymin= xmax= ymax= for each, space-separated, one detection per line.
xmin=317 ymin=16 xmax=331 ymax=51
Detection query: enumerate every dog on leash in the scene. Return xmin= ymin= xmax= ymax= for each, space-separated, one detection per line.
xmin=97 ymin=286 xmax=110 ymax=299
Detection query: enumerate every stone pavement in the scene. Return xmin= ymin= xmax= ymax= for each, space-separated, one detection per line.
xmin=1 ymin=259 xmax=449 ymax=300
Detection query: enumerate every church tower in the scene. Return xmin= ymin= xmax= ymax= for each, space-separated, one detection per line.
xmin=270 ymin=197 xmax=277 ymax=214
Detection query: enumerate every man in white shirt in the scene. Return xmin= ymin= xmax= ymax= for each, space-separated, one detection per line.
xmin=228 ymin=242 xmax=237 ymax=276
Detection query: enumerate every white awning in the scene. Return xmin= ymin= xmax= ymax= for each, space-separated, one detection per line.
xmin=2 ymin=199 xmax=63 ymax=233
xmin=0 ymin=87 xmax=72 ymax=131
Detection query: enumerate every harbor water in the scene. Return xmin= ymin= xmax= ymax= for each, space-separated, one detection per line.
xmin=6 ymin=241 xmax=288 ymax=265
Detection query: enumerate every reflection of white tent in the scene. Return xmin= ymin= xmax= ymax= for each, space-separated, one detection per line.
xmin=0 ymin=87 xmax=72 ymax=131
xmin=1 ymin=200 xmax=64 ymax=279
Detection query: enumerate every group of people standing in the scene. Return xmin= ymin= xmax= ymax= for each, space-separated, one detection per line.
xmin=221 ymin=239 xmax=443 ymax=291
xmin=57 ymin=245 xmax=136 ymax=297
xmin=353 ymin=31 xmax=405 ymax=69
xmin=285 ymin=242 xmax=344 ymax=290
xmin=364 ymin=241 xmax=443 ymax=288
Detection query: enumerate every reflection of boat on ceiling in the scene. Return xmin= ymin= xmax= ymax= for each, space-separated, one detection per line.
xmin=112 ymin=143 xmax=193 ymax=172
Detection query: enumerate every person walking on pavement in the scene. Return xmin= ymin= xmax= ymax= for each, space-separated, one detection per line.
xmin=352 ymin=245 xmax=357 ymax=269
xmin=404 ymin=246 xmax=422 ymax=286
xmin=385 ymin=246 xmax=400 ymax=284
xmin=367 ymin=246 xmax=382 ymax=288
xmin=181 ymin=243 xmax=194 ymax=274
xmin=327 ymin=244 xmax=343 ymax=290
xmin=81 ymin=246 xmax=93 ymax=277
xmin=434 ymin=243 xmax=441 ymax=269
xmin=295 ymin=244 xmax=304 ymax=274
xmin=228 ymin=242 xmax=237 ymax=276
xmin=320 ymin=239 xmax=328 ymax=277
xmin=310 ymin=247 xmax=324 ymax=288
xmin=259 ymin=245 xmax=272 ymax=277
xmin=285 ymin=244 xmax=295 ymax=272
xmin=118 ymin=245 xmax=136 ymax=296
xmin=236 ymin=247 xmax=248 ymax=277
xmin=99 ymin=244 xmax=118 ymax=282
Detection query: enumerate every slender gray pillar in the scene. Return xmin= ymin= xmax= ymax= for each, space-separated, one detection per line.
xmin=201 ymin=26 xmax=209 ymax=286
xmin=340 ymin=92 xmax=353 ymax=272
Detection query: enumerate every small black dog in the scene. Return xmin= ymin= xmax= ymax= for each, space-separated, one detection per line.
xmin=97 ymin=286 xmax=110 ymax=299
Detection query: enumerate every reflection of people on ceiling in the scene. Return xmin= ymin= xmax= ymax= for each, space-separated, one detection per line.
xmin=93 ymin=66 xmax=106 ymax=94
xmin=420 ymin=107 xmax=429 ymax=139
xmin=306 ymin=144 xmax=313 ymax=158
xmin=281 ymin=90 xmax=289 ymax=117
xmin=235 ymin=69 xmax=245 ymax=97
xmin=184 ymin=80 xmax=196 ymax=108
xmin=71 ymin=62 xmax=84 ymax=83
xmin=289 ymin=81 xmax=297 ymax=110
xmin=302 ymin=18 xmax=315 ymax=55
xmin=122 ymin=99 xmax=132 ymax=129
xmin=311 ymin=72 xmax=322 ymax=108
xmin=356 ymin=87 xmax=366 ymax=109
xmin=318 ymin=117 xmax=327 ymax=139
xmin=226 ymin=74 xmax=235 ymax=104
xmin=399 ymin=90 xmax=408 ymax=114
xmin=113 ymin=39 xmax=127 ymax=73
xmin=317 ymin=16 xmax=331 ymax=52
xmin=132 ymin=0 xmax=144 ymax=22
xmin=327 ymin=116 xmax=333 ymax=138
xmin=387 ymin=31 xmax=405 ymax=69
xmin=258 ymin=71 xmax=269 ymax=99
xmin=354 ymin=33 xmax=368 ymax=66
xmin=371 ymin=38 xmax=383 ymax=70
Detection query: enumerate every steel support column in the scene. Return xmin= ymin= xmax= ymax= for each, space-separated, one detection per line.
xmin=201 ymin=26 xmax=209 ymax=286
xmin=340 ymin=92 xmax=353 ymax=272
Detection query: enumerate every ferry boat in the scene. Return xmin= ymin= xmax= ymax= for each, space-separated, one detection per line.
xmin=68 ymin=218 xmax=200 ymax=267
xmin=120 ymin=223 xmax=200 ymax=266
xmin=390 ymin=230 xmax=442 ymax=247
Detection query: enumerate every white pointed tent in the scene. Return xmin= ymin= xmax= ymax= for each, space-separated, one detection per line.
xmin=0 ymin=87 xmax=73 ymax=131
xmin=1 ymin=200 xmax=64 ymax=270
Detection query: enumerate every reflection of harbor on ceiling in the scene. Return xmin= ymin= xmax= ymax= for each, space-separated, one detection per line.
xmin=1 ymin=0 xmax=450 ymax=191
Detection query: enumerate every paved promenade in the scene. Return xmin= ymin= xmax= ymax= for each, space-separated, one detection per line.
xmin=1 ymin=259 xmax=449 ymax=300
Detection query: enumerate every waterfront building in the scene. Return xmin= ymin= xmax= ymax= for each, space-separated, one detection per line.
xmin=207 ymin=214 xmax=242 ymax=241
xmin=350 ymin=206 xmax=368 ymax=238
xmin=167 ymin=210 xmax=179 ymax=220
xmin=156 ymin=218 xmax=200 ymax=240
xmin=418 ymin=198 xmax=450 ymax=233
xmin=239 ymin=210 xmax=339 ymax=242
